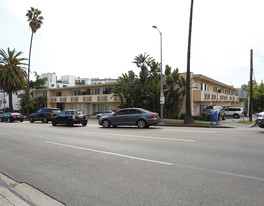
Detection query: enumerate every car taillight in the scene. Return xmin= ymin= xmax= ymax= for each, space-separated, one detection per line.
xmin=152 ymin=114 xmax=157 ymax=117
xmin=12 ymin=115 xmax=16 ymax=117
xmin=72 ymin=115 xmax=76 ymax=119
xmin=22 ymin=115 xmax=24 ymax=118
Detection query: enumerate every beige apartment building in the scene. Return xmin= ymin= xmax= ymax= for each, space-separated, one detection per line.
xmin=33 ymin=73 xmax=240 ymax=117
xmin=186 ymin=73 xmax=240 ymax=116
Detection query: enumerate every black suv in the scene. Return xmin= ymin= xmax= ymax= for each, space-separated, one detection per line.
xmin=30 ymin=108 xmax=61 ymax=123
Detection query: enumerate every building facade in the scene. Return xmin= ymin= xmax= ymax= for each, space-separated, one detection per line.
xmin=34 ymin=73 xmax=241 ymax=117
xmin=187 ymin=74 xmax=240 ymax=116
xmin=33 ymin=83 xmax=120 ymax=116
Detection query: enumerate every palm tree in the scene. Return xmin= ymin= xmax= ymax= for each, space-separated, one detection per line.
xmin=26 ymin=7 xmax=44 ymax=117
xmin=184 ymin=0 xmax=194 ymax=124
xmin=0 ymin=48 xmax=27 ymax=111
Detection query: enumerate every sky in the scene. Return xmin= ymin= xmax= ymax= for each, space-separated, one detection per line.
xmin=1 ymin=0 xmax=264 ymax=88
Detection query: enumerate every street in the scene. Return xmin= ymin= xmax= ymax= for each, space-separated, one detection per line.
xmin=0 ymin=120 xmax=264 ymax=206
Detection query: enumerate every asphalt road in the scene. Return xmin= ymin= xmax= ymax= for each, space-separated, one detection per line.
xmin=0 ymin=120 xmax=263 ymax=206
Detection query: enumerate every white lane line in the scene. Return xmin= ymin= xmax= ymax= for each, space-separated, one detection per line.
xmin=172 ymin=163 xmax=264 ymax=182
xmin=46 ymin=141 xmax=172 ymax=166
xmin=0 ymin=133 xmax=10 ymax=136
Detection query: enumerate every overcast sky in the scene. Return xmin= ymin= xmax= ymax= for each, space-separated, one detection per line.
xmin=1 ymin=0 xmax=263 ymax=88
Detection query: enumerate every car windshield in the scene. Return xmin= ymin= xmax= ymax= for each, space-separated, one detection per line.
xmin=206 ymin=106 xmax=214 ymax=109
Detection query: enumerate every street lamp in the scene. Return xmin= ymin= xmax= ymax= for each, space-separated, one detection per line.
xmin=152 ymin=25 xmax=164 ymax=124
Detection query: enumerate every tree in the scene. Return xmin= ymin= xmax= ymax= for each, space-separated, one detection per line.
xmin=26 ymin=7 xmax=44 ymax=117
xmin=0 ymin=48 xmax=27 ymax=111
xmin=18 ymin=72 xmax=47 ymax=115
xmin=245 ymin=82 xmax=264 ymax=113
xmin=113 ymin=53 xmax=186 ymax=118
xmin=184 ymin=0 xmax=194 ymax=124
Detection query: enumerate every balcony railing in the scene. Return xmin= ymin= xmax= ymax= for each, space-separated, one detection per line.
xmin=49 ymin=94 xmax=120 ymax=103
xmin=193 ymin=90 xmax=239 ymax=102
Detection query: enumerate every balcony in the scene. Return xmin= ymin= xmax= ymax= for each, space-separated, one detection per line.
xmin=49 ymin=94 xmax=120 ymax=103
xmin=193 ymin=90 xmax=239 ymax=102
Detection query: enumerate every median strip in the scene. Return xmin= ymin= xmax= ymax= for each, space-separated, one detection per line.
xmin=46 ymin=141 xmax=172 ymax=166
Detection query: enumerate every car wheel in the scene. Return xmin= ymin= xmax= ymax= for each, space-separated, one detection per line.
xmin=102 ymin=120 xmax=110 ymax=128
xmin=20 ymin=119 xmax=23 ymax=122
xmin=0 ymin=118 xmax=3 ymax=122
xmin=52 ymin=120 xmax=57 ymax=126
xmin=30 ymin=117 xmax=34 ymax=123
xmin=233 ymin=114 xmax=239 ymax=119
xmin=67 ymin=120 xmax=74 ymax=127
xmin=82 ymin=122 xmax=87 ymax=126
xmin=97 ymin=116 xmax=101 ymax=119
xmin=42 ymin=117 xmax=48 ymax=123
xmin=137 ymin=119 xmax=146 ymax=128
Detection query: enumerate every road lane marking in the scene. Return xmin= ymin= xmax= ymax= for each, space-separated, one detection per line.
xmin=46 ymin=141 xmax=172 ymax=166
xmin=172 ymin=163 xmax=264 ymax=182
xmin=0 ymin=133 xmax=11 ymax=136
xmin=108 ymin=133 xmax=196 ymax=142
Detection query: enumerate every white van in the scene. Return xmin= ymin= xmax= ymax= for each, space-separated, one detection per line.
xmin=224 ymin=107 xmax=244 ymax=119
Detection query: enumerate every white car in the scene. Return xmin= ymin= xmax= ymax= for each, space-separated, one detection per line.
xmin=224 ymin=107 xmax=245 ymax=119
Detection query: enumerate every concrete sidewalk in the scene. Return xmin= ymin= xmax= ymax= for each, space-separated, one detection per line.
xmin=0 ymin=173 xmax=64 ymax=206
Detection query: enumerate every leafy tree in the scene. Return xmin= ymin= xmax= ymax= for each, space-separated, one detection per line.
xmin=164 ymin=66 xmax=186 ymax=118
xmin=0 ymin=48 xmax=27 ymax=111
xmin=18 ymin=72 xmax=47 ymax=115
xmin=26 ymin=7 xmax=44 ymax=117
xmin=113 ymin=53 xmax=186 ymax=118
xmin=245 ymin=83 xmax=264 ymax=113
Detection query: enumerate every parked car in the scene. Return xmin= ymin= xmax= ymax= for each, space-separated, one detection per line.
xmin=224 ymin=107 xmax=245 ymax=119
xmin=202 ymin=105 xmax=225 ymax=120
xmin=30 ymin=108 xmax=61 ymax=123
xmin=52 ymin=110 xmax=88 ymax=127
xmin=0 ymin=112 xmax=24 ymax=122
xmin=99 ymin=108 xmax=160 ymax=128
xmin=0 ymin=111 xmax=4 ymax=118
xmin=96 ymin=110 xmax=115 ymax=119
xmin=250 ymin=112 xmax=264 ymax=129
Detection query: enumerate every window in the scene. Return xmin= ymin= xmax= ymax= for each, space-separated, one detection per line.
xmin=213 ymin=86 xmax=218 ymax=92
xmin=71 ymin=104 xmax=84 ymax=111
xmin=128 ymin=109 xmax=141 ymax=114
xmin=56 ymin=92 xmax=62 ymax=96
xmin=201 ymin=83 xmax=208 ymax=91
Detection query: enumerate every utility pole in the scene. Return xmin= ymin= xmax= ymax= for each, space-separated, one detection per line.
xmin=249 ymin=49 xmax=253 ymax=121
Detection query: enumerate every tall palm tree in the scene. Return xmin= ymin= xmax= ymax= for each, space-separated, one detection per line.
xmin=184 ymin=0 xmax=194 ymax=124
xmin=0 ymin=48 xmax=27 ymax=111
xmin=26 ymin=7 xmax=44 ymax=117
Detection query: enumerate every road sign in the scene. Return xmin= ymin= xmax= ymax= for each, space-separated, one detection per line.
xmin=160 ymin=95 xmax=165 ymax=105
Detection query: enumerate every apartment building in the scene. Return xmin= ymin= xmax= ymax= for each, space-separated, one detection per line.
xmin=187 ymin=74 xmax=240 ymax=116
xmin=34 ymin=73 xmax=240 ymax=117
xmin=33 ymin=83 xmax=120 ymax=116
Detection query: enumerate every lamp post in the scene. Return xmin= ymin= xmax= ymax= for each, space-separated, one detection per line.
xmin=152 ymin=25 xmax=164 ymax=124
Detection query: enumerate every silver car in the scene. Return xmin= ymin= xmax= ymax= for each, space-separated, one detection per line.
xmin=98 ymin=108 xmax=160 ymax=128
xmin=96 ymin=110 xmax=115 ymax=119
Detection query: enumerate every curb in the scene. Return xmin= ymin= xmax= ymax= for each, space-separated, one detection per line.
xmin=0 ymin=172 xmax=65 ymax=206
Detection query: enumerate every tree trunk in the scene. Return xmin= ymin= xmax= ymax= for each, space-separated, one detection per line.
xmin=8 ymin=91 xmax=13 ymax=112
xmin=27 ymin=31 xmax=34 ymax=118
xmin=184 ymin=0 xmax=194 ymax=124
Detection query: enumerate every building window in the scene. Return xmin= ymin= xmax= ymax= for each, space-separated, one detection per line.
xmin=201 ymin=83 xmax=208 ymax=91
xmin=71 ymin=104 xmax=84 ymax=111
xmin=213 ymin=86 xmax=218 ymax=92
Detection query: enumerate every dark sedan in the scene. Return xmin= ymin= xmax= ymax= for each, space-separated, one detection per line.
xmin=52 ymin=110 xmax=87 ymax=127
xmin=98 ymin=108 xmax=160 ymax=128
xmin=0 ymin=112 xmax=24 ymax=122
